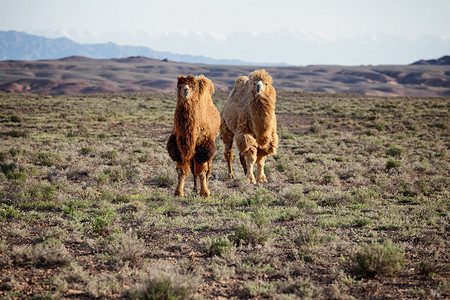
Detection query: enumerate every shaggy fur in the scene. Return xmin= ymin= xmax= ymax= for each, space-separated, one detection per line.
xmin=166 ymin=74 xmax=220 ymax=197
xmin=220 ymin=69 xmax=279 ymax=183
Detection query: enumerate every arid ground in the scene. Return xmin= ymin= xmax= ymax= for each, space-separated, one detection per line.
xmin=0 ymin=91 xmax=448 ymax=299
xmin=1 ymin=56 xmax=449 ymax=97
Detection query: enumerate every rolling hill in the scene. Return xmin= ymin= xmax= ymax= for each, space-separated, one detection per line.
xmin=0 ymin=55 xmax=449 ymax=97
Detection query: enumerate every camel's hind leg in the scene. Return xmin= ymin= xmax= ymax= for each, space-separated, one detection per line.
xmin=194 ymin=138 xmax=216 ymax=197
xmin=220 ymin=121 xmax=235 ymax=178
xmin=191 ymin=160 xmax=198 ymax=195
xmin=239 ymin=152 xmax=247 ymax=175
xmin=235 ymin=131 xmax=258 ymax=184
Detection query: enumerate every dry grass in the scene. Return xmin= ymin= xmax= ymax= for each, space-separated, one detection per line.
xmin=0 ymin=91 xmax=448 ymax=299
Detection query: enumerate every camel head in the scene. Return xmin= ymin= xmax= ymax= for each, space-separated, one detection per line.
xmin=177 ymin=74 xmax=196 ymax=100
xmin=249 ymin=69 xmax=274 ymax=99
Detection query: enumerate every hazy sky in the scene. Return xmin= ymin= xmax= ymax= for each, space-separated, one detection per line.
xmin=1 ymin=0 xmax=449 ymax=38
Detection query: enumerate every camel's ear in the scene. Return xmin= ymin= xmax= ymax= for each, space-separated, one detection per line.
xmin=187 ymin=74 xmax=195 ymax=81
xmin=177 ymin=75 xmax=185 ymax=85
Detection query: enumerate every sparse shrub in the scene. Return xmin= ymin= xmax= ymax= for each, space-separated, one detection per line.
xmin=208 ymin=261 xmax=236 ymax=280
xmin=16 ymin=182 xmax=57 ymax=208
xmin=321 ymin=173 xmax=335 ymax=185
xmin=206 ymin=236 xmax=234 ymax=257
xmin=138 ymin=153 xmax=150 ymax=163
xmin=278 ymin=277 xmax=316 ymax=299
xmin=98 ymin=132 xmax=111 ymax=139
xmin=433 ymin=122 xmax=447 ymax=129
xmin=417 ymin=259 xmax=448 ymax=277
xmin=1 ymin=162 xmax=16 ymax=175
xmin=8 ymin=148 xmax=21 ymax=157
xmin=297 ymin=198 xmax=319 ymax=213
xmin=275 ymin=156 xmax=289 ymax=172
xmin=0 ymin=204 xmax=19 ymax=220
xmin=101 ymin=149 xmax=119 ymax=160
xmin=0 ymin=151 xmax=7 ymax=162
xmin=309 ymin=123 xmax=323 ymax=134
xmin=34 ymin=152 xmax=59 ymax=167
xmin=9 ymin=114 xmax=22 ymax=123
xmin=365 ymin=142 xmax=382 ymax=154
xmin=386 ymin=145 xmax=405 ymax=157
xmin=229 ymin=222 xmax=269 ymax=247
xmin=351 ymin=187 xmax=378 ymax=204
xmin=386 ymin=159 xmax=402 ymax=171
xmin=80 ymin=147 xmax=93 ymax=155
xmin=153 ymin=167 xmax=176 ymax=187
xmin=351 ymin=217 xmax=371 ymax=228
xmin=375 ymin=122 xmax=386 ymax=131
xmin=293 ymin=224 xmax=323 ymax=249
xmin=281 ymin=186 xmax=304 ymax=206
xmin=108 ymin=233 xmax=148 ymax=267
xmin=128 ymin=267 xmax=199 ymax=300
xmin=91 ymin=210 xmax=115 ymax=235
xmin=4 ymin=129 xmax=28 ymax=138
xmin=14 ymin=238 xmax=72 ymax=267
xmin=104 ymin=167 xmax=125 ymax=182
xmin=1 ymin=162 xmax=27 ymax=184
xmin=94 ymin=173 xmax=109 ymax=185
xmin=242 ymin=188 xmax=274 ymax=207
xmin=351 ymin=241 xmax=404 ymax=277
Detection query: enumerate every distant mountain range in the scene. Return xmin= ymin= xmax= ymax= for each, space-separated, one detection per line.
xmin=0 ymin=30 xmax=262 ymax=65
xmin=28 ymin=28 xmax=450 ymax=65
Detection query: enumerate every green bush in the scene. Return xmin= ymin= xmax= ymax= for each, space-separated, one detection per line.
xmin=35 ymin=152 xmax=59 ymax=167
xmin=208 ymin=236 xmax=233 ymax=257
xmin=229 ymin=223 xmax=269 ymax=247
xmin=386 ymin=159 xmax=402 ymax=171
xmin=128 ymin=271 xmax=198 ymax=300
xmin=386 ymin=145 xmax=405 ymax=157
xmin=101 ymin=149 xmax=119 ymax=160
xmin=0 ymin=204 xmax=19 ymax=220
xmin=351 ymin=241 xmax=404 ymax=277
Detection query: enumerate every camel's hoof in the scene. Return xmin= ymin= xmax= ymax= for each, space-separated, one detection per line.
xmin=229 ymin=172 xmax=235 ymax=179
xmin=247 ymin=176 xmax=256 ymax=184
xmin=200 ymin=189 xmax=210 ymax=197
xmin=257 ymin=176 xmax=268 ymax=183
xmin=174 ymin=190 xmax=184 ymax=197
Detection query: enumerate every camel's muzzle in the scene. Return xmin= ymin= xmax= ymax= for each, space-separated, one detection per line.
xmin=256 ymin=81 xmax=264 ymax=93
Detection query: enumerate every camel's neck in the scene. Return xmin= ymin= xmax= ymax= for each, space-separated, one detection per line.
xmin=174 ymin=100 xmax=200 ymax=160
xmin=249 ymin=93 xmax=275 ymax=143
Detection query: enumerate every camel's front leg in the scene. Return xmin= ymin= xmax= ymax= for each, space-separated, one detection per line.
xmin=256 ymin=154 xmax=268 ymax=183
xmin=194 ymin=161 xmax=210 ymax=197
xmin=175 ymin=162 xmax=189 ymax=196
xmin=224 ymin=148 xmax=235 ymax=179
xmin=198 ymin=169 xmax=210 ymax=197
xmin=220 ymin=122 xmax=235 ymax=179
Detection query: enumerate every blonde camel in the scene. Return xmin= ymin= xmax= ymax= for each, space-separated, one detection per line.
xmin=220 ymin=69 xmax=279 ymax=183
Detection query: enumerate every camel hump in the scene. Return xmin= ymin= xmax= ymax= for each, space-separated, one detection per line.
xmin=234 ymin=76 xmax=248 ymax=88
xmin=196 ymin=75 xmax=215 ymax=96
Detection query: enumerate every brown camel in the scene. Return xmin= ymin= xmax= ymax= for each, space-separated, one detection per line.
xmin=166 ymin=74 xmax=220 ymax=196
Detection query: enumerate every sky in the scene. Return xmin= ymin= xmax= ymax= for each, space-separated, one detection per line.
xmin=1 ymin=0 xmax=449 ymax=64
